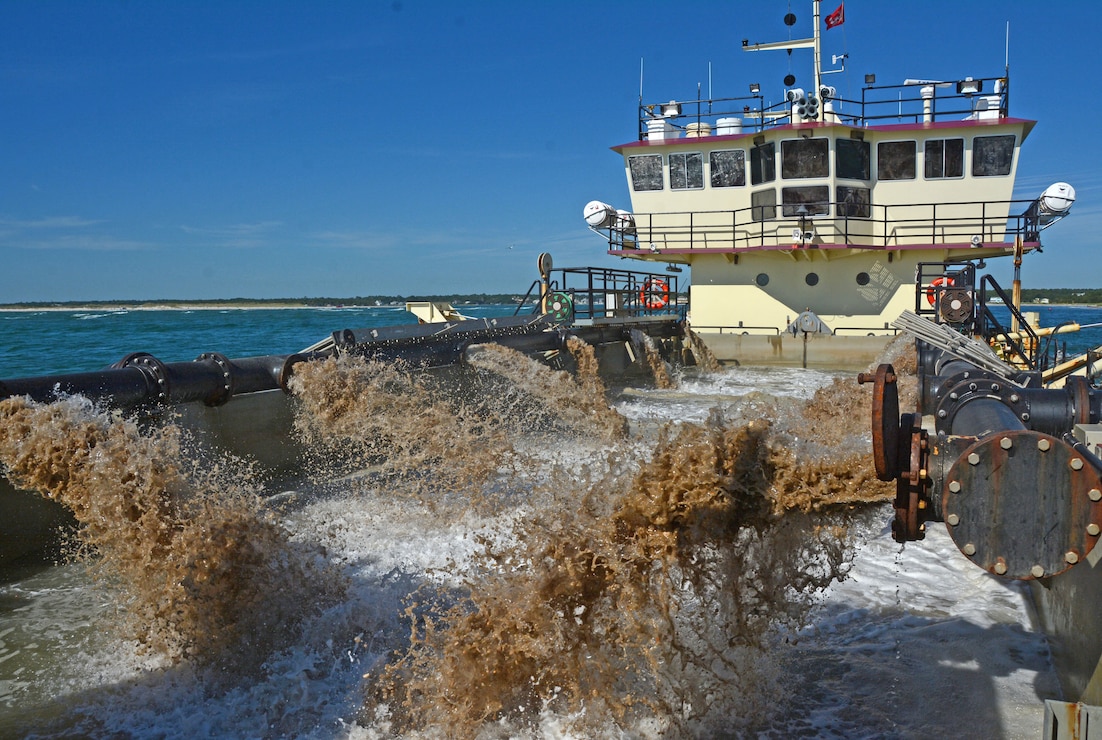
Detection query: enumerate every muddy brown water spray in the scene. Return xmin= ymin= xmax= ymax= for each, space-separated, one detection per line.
xmin=0 ymin=395 xmax=344 ymax=674
xmin=0 ymin=340 xmax=899 ymax=735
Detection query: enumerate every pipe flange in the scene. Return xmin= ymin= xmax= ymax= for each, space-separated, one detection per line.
xmin=196 ymin=352 xmax=234 ymax=406
xmin=858 ymin=363 xmax=900 ymax=482
xmin=944 ymin=430 xmax=1102 ymax=579
xmin=891 ymin=413 xmax=930 ymax=542
xmin=934 ymin=376 xmax=1026 ymax=434
xmin=114 ymin=352 xmax=170 ymax=403
xmin=1065 ymin=375 xmax=1093 ymax=426
xmin=279 ymin=353 xmax=307 ymax=394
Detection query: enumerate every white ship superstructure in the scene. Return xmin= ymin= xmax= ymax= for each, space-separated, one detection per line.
xmin=586 ymin=1 xmax=1073 ymax=367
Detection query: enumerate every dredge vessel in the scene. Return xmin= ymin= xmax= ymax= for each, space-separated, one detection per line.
xmin=583 ymin=0 xmax=1074 ymax=369
xmin=1 ymin=1 xmax=1097 ymax=732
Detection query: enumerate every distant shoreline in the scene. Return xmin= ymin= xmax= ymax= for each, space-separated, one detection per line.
xmin=0 ymin=297 xmax=520 ymax=312
xmin=0 ymin=304 xmax=396 ymax=312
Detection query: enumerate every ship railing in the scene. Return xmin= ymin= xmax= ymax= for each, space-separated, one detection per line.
xmin=832 ymin=325 xmax=902 ymax=336
xmin=692 ymin=323 xmax=899 ymax=337
xmin=978 ymin=273 xmax=1055 ymax=373
xmin=637 ymin=76 xmax=1008 ymax=140
xmin=689 ymin=324 xmax=781 ymax=336
xmin=513 ymin=266 xmax=686 ymax=323
xmin=915 ymin=260 xmax=1053 ymax=373
xmin=599 ymin=197 xmax=1040 ymax=252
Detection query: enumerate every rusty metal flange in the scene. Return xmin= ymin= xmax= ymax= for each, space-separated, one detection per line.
xmin=891 ymin=413 xmax=930 ymax=542
xmin=943 ymin=429 xmax=1102 ymax=579
xmin=859 ymin=363 xmax=900 ymax=482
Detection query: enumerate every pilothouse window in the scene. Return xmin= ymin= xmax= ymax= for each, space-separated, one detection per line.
xmin=781 ymin=138 xmax=829 ymax=179
xmin=750 ymin=142 xmax=776 ymax=185
xmin=877 ymin=140 xmax=916 ymax=180
xmin=837 ymin=186 xmax=871 ymax=217
xmin=972 ymin=135 xmax=1015 ymax=177
xmin=751 ymin=189 xmax=777 ymax=221
xmin=669 ymin=152 xmax=704 ymax=190
xmin=628 ymin=154 xmax=664 ymax=191
xmin=836 ymin=139 xmax=871 ymax=180
xmin=710 ymin=149 xmax=746 ymax=187
xmin=782 ymin=186 xmax=830 ymax=217
xmin=925 ymin=138 xmax=964 ymax=179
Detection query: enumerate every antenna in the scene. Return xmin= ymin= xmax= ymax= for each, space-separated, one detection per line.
xmin=708 ymin=61 xmax=713 ymax=114
xmin=1004 ymin=21 xmax=1010 ymax=73
xmin=639 ymin=58 xmax=644 ymax=103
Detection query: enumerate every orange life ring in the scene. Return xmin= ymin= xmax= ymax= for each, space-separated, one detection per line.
xmin=926 ymin=276 xmax=954 ymax=306
xmin=640 ymin=278 xmax=670 ymax=309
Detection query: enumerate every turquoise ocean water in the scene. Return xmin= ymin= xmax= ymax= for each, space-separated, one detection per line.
xmin=3 ymin=302 xmax=1101 ymax=380
xmin=0 ymin=304 xmax=520 ymax=378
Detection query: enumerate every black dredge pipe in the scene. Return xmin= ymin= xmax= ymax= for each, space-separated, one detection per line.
xmin=0 ymin=353 xmax=300 ymax=409
xmin=0 ymin=317 xmax=686 ymax=411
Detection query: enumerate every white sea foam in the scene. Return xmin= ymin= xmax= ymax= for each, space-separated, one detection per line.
xmin=761 ymin=509 xmax=1060 ymax=738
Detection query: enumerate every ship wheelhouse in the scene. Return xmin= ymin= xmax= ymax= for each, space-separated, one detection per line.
xmin=613 ymin=93 xmax=1033 ymax=258
xmin=586 ymin=73 xmax=1072 ymax=365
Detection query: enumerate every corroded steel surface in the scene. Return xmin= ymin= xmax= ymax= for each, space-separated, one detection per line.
xmin=944 ymin=429 xmax=1102 ymax=580
xmin=892 ymin=414 xmax=930 ymax=542
xmin=859 ymin=363 xmax=899 ymax=482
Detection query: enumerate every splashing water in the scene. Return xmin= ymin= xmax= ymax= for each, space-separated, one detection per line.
xmin=686 ymin=328 xmax=723 ymax=373
xmin=281 ymin=347 xmax=884 ymax=736
xmin=629 ymin=328 xmax=676 ymax=389
xmin=0 ymin=339 xmax=897 ymax=736
xmin=361 ymin=408 xmax=868 ymax=736
xmin=287 ymin=345 xmax=625 ymax=509
xmin=0 ymin=395 xmax=344 ymax=674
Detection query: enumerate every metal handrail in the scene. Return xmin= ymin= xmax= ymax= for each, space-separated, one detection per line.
xmin=913 ymin=260 xmax=1051 ymax=373
xmin=978 ymin=274 xmax=1049 ymax=372
xmin=514 ymin=266 xmax=685 ymax=322
xmin=637 ymin=75 xmax=1009 ymax=140
xmin=598 ymin=197 xmax=1041 ymax=252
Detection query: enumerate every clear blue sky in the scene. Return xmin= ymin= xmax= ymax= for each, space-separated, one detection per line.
xmin=0 ymin=1 xmax=1098 ymax=302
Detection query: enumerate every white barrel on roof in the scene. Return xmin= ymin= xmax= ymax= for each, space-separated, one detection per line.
xmin=716 ymin=117 xmax=742 ymax=135
xmin=646 ymin=118 xmax=677 ymax=140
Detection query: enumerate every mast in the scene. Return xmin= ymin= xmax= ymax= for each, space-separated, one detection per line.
xmin=813 ymin=0 xmax=822 ymax=101
xmin=743 ymin=1 xmax=824 ymax=107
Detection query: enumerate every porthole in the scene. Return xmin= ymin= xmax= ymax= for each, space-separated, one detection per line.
xmin=805 ymin=273 xmax=819 ymax=286
xmin=756 ymin=273 xmax=770 ymax=286
xmin=856 ymin=272 xmax=870 ymax=285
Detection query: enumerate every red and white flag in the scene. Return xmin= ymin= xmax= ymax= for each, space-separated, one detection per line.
xmin=825 ymin=2 xmax=844 ymax=29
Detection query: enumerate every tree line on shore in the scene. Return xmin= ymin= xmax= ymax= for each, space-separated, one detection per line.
xmin=0 ymin=294 xmax=523 ymax=309
xmin=1019 ymin=289 xmax=1102 ymax=305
